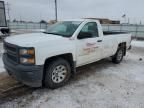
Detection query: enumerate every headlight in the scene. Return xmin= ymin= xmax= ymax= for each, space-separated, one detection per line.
xmin=19 ymin=48 xmax=35 ymax=64
xmin=19 ymin=49 xmax=35 ymax=55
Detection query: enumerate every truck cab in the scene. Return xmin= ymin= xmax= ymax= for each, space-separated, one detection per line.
xmin=3 ymin=19 xmax=131 ymax=89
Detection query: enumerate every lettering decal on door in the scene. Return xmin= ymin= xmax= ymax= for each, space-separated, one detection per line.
xmin=79 ymin=43 xmax=98 ymax=56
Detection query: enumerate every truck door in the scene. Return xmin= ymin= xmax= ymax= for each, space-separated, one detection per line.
xmin=76 ymin=22 xmax=103 ymax=66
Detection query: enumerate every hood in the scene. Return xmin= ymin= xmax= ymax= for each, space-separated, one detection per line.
xmin=5 ymin=33 xmax=65 ymax=47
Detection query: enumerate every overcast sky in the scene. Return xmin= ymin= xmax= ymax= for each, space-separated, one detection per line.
xmin=3 ymin=0 xmax=144 ymax=23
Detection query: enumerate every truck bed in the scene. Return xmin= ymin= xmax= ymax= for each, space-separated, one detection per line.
xmin=103 ymin=31 xmax=128 ymax=36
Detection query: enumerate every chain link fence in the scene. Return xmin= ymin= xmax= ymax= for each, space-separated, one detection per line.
xmin=8 ymin=22 xmax=48 ymax=30
xmin=7 ymin=22 xmax=144 ymax=40
xmin=102 ymin=24 xmax=144 ymax=40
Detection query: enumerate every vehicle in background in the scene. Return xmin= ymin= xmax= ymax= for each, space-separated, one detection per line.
xmin=3 ymin=19 xmax=131 ymax=89
xmin=0 ymin=1 xmax=10 ymax=39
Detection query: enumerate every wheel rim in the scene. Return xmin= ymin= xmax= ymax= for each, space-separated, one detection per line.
xmin=117 ymin=50 xmax=123 ymax=61
xmin=52 ymin=65 xmax=67 ymax=83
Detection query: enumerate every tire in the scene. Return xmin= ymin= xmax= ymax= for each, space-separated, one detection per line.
xmin=112 ymin=47 xmax=124 ymax=64
xmin=44 ymin=58 xmax=71 ymax=89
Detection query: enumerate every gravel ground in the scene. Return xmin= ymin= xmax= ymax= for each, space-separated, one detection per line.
xmin=0 ymin=41 xmax=144 ymax=108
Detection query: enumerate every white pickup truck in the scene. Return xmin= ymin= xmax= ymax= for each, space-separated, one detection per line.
xmin=3 ymin=19 xmax=131 ymax=89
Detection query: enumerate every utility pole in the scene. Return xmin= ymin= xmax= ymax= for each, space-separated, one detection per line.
xmin=54 ymin=0 xmax=58 ymax=21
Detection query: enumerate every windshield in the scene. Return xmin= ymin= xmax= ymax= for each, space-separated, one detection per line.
xmin=45 ymin=21 xmax=82 ymax=37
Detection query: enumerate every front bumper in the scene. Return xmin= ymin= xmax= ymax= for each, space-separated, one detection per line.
xmin=3 ymin=54 xmax=44 ymax=87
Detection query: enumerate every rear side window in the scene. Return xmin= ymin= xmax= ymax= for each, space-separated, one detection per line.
xmin=81 ymin=22 xmax=99 ymax=37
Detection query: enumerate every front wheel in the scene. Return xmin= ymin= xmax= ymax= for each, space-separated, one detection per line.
xmin=44 ymin=58 xmax=71 ymax=89
xmin=112 ymin=47 xmax=124 ymax=64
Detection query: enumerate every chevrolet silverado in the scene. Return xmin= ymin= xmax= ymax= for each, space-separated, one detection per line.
xmin=3 ymin=19 xmax=131 ymax=89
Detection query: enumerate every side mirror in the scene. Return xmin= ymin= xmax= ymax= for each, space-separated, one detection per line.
xmin=78 ymin=32 xmax=93 ymax=39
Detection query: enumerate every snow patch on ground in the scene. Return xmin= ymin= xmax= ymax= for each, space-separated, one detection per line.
xmin=131 ymin=40 xmax=144 ymax=48
xmin=0 ymin=57 xmax=5 ymax=73
xmin=0 ymin=43 xmax=5 ymax=73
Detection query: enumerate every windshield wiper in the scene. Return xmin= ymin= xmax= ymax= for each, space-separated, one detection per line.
xmin=43 ymin=32 xmax=59 ymax=35
xmin=43 ymin=32 xmax=70 ymax=37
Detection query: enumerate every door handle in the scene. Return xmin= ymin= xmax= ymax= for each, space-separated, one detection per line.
xmin=97 ymin=40 xmax=102 ymax=42
xmin=86 ymin=43 xmax=96 ymax=46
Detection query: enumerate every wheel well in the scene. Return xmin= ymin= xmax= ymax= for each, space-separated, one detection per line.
xmin=42 ymin=53 xmax=75 ymax=85
xmin=118 ymin=42 xmax=126 ymax=56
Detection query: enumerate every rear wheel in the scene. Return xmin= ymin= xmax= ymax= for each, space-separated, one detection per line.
xmin=112 ymin=47 xmax=124 ymax=64
xmin=44 ymin=58 xmax=71 ymax=89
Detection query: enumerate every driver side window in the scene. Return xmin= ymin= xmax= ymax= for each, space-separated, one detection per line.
xmin=78 ymin=22 xmax=99 ymax=39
